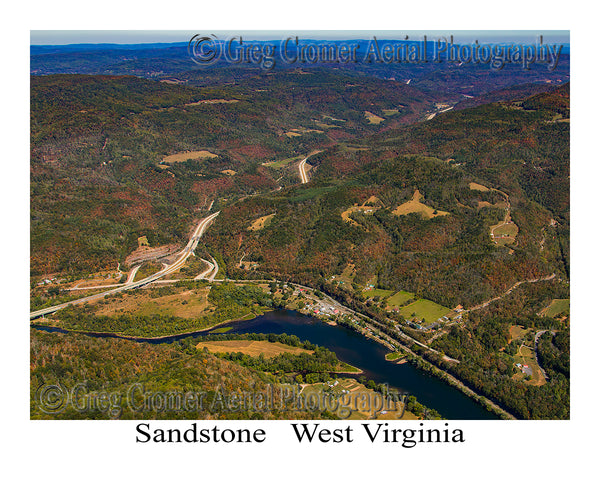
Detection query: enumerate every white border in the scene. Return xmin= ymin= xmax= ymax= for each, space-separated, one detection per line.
xmin=5 ymin=0 xmax=597 ymax=477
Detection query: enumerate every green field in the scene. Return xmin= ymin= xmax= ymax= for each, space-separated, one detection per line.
xmin=386 ymin=290 xmax=415 ymax=307
xmin=363 ymin=288 xmax=393 ymax=299
xmin=397 ymin=299 xmax=452 ymax=325
xmin=540 ymin=299 xmax=569 ymax=318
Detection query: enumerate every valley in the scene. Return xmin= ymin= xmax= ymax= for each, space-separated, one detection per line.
xmin=30 ymin=38 xmax=569 ymax=421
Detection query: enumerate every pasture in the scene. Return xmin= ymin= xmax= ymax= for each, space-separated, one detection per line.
xmin=397 ymin=298 xmax=452 ymax=325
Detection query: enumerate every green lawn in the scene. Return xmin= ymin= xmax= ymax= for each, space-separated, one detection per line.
xmin=397 ymin=299 xmax=452 ymax=325
xmin=386 ymin=290 xmax=415 ymax=307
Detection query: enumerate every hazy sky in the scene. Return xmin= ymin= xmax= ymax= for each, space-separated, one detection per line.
xmin=31 ymin=30 xmax=570 ymax=45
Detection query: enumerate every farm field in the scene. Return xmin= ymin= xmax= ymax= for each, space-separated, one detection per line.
xmin=197 ymin=340 xmax=311 ymax=358
xmin=397 ymin=298 xmax=452 ymax=325
xmin=162 ymin=150 xmax=218 ymax=163
xmin=386 ymin=290 xmax=416 ymax=308
xmin=540 ymin=299 xmax=570 ymax=317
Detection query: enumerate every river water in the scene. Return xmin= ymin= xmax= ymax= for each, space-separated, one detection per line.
xmin=34 ymin=308 xmax=497 ymax=419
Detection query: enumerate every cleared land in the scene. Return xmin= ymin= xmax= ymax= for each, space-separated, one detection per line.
xmin=513 ymin=344 xmax=546 ymax=387
xmin=491 ymin=221 xmax=519 ymax=245
xmin=392 ymin=189 xmax=450 ymax=219
xmin=335 ymin=263 xmax=356 ymax=285
xmin=197 ymin=340 xmax=311 ymax=358
xmin=284 ymin=128 xmax=324 ymax=138
xmin=248 ymin=213 xmax=275 ymax=231
xmin=382 ymin=109 xmax=399 ymax=116
xmin=363 ymin=288 xmax=394 ymax=299
xmin=397 ymin=298 xmax=452 ymax=325
xmin=94 ymin=288 xmax=212 ymax=319
xmin=262 ymin=155 xmax=302 ymax=169
xmin=508 ymin=325 xmax=529 ymax=343
xmin=364 ymin=111 xmax=385 ymax=124
xmin=478 ymin=200 xmax=507 ymax=209
xmin=185 ymin=99 xmax=239 ymax=105
xmin=386 ymin=290 xmax=415 ymax=308
xmin=469 ymin=182 xmax=490 ymax=192
xmin=341 ymin=196 xmax=382 ymax=226
xmin=162 ymin=150 xmax=218 ymax=163
xmin=540 ymin=299 xmax=570 ymax=318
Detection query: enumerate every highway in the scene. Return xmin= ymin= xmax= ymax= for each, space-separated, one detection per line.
xmin=297 ymin=150 xmax=322 ymax=184
xmin=30 ymin=211 xmax=220 ymax=319
xmin=298 ymin=156 xmax=309 ymax=183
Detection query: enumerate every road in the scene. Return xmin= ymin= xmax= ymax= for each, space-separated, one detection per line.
xmin=298 ymin=150 xmax=322 ymax=184
xmin=30 ymin=211 xmax=220 ymax=319
xmin=466 ymin=274 xmax=556 ymax=314
xmin=194 ymin=258 xmax=215 ymax=280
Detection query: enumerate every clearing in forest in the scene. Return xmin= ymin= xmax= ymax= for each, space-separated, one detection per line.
xmin=469 ymin=182 xmax=490 ymax=192
xmin=392 ymin=190 xmax=449 ymax=219
xmin=512 ymin=344 xmax=546 ymax=387
xmin=162 ymin=150 xmax=218 ymax=163
xmin=490 ymin=221 xmax=519 ymax=245
xmin=341 ymin=196 xmax=382 ymax=226
xmin=508 ymin=325 xmax=529 ymax=343
xmin=185 ymin=99 xmax=239 ymax=105
xmin=364 ymin=111 xmax=385 ymax=124
xmin=248 ymin=213 xmax=275 ymax=231
xmin=540 ymin=299 xmax=569 ymax=318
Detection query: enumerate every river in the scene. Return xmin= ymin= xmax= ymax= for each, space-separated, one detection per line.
xmin=33 ymin=309 xmax=498 ymax=419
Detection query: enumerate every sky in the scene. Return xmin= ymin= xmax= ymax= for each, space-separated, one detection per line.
xmin=30 ymin=30 xmax=570 ymax=46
